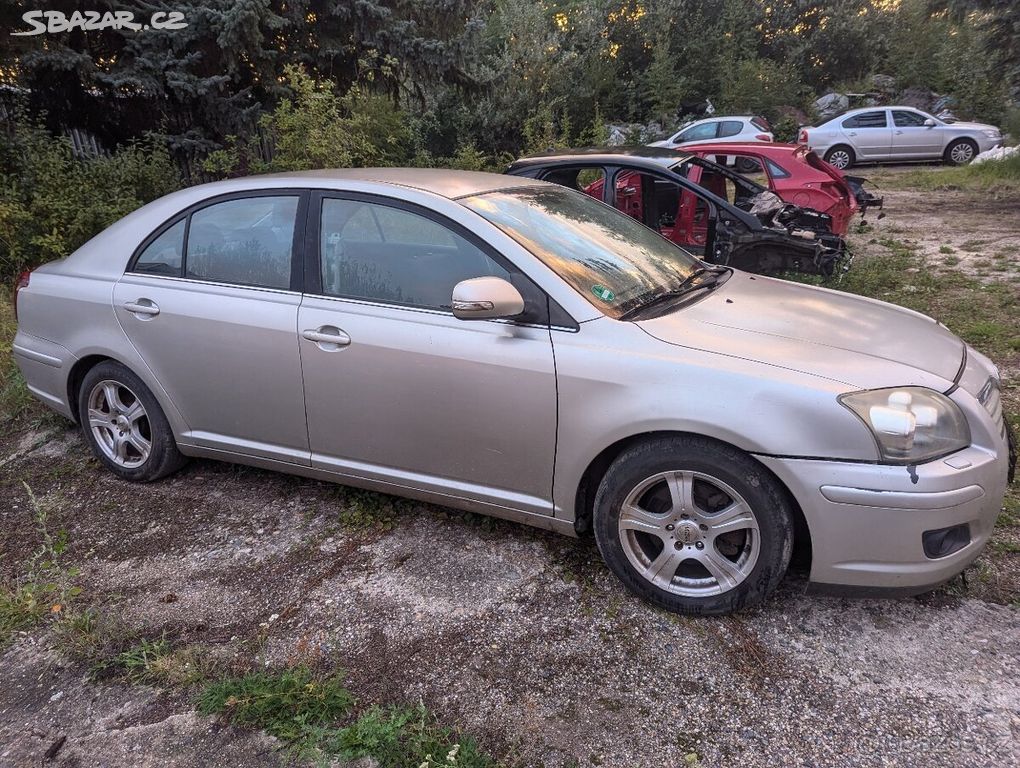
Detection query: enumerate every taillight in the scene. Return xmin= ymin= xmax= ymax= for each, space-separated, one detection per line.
xmin=798 ymin=129 xmax=808 ymax=144
xmin=755 ymin=133 xmax=772 ymax=142
xmin=13 ymin=269 xmax=30 ymax=321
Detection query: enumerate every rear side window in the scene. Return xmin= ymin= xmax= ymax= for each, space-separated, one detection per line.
xmin=319 ymin=198 xmax=509 ymax=309
xmin=134 ymin=219 xmax=185 ymax=276
xmin=842 ymin=111 xmax=887 ymax=129
xmin=750 ymin=116 xmax=771 ymax=132
xmin=718 ymin=120 xmax=744 ymax=138
xmin=186 ymin=196 xmax=298 ymax=289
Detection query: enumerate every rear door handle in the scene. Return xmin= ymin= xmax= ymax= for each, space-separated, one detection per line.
xmin=302 ymin=326 xmax=351 ymax=349
xmin=124 ymin=300 xmax=159 ymax=317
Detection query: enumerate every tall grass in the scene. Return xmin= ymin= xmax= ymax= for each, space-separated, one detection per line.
xmin=890 ymin=153 xmax=1020 ymax=192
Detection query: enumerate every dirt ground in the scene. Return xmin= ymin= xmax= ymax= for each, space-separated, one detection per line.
xmin=1 ymin=182 xmax=1019 ymax=768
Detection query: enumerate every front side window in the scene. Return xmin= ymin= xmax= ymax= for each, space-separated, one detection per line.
xmin=718 ymin=120 xmax=744 ymax=138
xmin=319 ymin=199 xmax=509 ymax=309
xmin=463 ymin=186 xmax=700 ymax=319
xmin=134 ymin=219 xmax=185 ymax=276
xmin=186 ymin=196 xmax=298 ymax=289
xmin=678 ymin=122 xmax=718 ymax=142
xmin=842 ymin=111 xmax=888 ymax=129
xmin=893 ymin=110 xmax=929 ymax=127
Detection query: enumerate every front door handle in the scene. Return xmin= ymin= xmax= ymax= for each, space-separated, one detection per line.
xmin=302 ymin=326 xmax=351 ymax=349
xmin=124 ymin=299 xmax=160 ymax=317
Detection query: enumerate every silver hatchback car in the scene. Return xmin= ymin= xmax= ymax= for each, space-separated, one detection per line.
xmin=800 ymin=107 xmax=1003 ymax=169
xmin=13 ymin=169 xmax=1013 ymax=615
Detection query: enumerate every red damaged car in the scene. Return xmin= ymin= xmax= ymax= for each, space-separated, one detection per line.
xmin=681 ymin=142 xmax=883 ymax=235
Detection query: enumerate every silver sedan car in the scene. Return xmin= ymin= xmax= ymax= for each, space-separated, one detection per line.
xmin=13 ymin=169 xmax=1013 ymax=615
xmin=800 ymin=106 xmax=1003 ymax=169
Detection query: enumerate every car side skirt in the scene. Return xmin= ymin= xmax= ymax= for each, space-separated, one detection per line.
xmin=177 ymin=443 xmax=578 ymax=537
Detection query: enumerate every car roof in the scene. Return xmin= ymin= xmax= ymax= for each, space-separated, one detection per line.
xmin=214 ymin=167 xmax=545 ymax=200
xmin=509 ymin=146 xmax=692 ymax=171
xmin=685 ymin=115 xmax=757 ymax=123
xmin=681 ymin=142 xmax=807 ymax=156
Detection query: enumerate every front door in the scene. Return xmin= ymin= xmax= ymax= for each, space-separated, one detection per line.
xmin=297 ymin=194 xmax=558 ymax=515
xmin=891 ymin=110 xmax=943 ymax=158
xmin=114 ymin=192 xmax=310 ymax=462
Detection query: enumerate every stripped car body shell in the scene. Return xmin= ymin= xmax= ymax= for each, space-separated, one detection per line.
xmin=507 ymin=148 xmax=850 ymax=276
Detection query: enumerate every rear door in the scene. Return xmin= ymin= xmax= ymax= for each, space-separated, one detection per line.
xmin=891 ymin=110 xmax=942 ymax=158
xmin=840 ymin=110 xmax=893 ymax=160
xmin=114 ymin=191 xmax=310 ymax=463
xmin=297 ymin=193 xmax=559 ymax=515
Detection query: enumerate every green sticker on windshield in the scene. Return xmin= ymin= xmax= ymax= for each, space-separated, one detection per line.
xmin=591 ymin=284 xmax=615 ymax=302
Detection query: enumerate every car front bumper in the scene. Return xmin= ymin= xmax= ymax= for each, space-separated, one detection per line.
xmin=756 ymin=441 xmax=1010 ymax=594
xmin=976 ymin=135 xmax=1004 ymax=153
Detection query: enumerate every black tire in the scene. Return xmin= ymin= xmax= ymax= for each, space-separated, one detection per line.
xmin=735 ymin=156 xmax=761 ymax=174
xmin=944 ymin=138 xmax=978 ymax=166
xmin=78 ymin=360 xmax=187 ymax=482
xmin=823 ymin=145 xmax=855 ymax=170
xmin=593 ymin=435 xmax=793 ymax=615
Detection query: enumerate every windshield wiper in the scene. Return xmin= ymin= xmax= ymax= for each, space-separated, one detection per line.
xmin=618 ymin=267 xmax=727 ymax=321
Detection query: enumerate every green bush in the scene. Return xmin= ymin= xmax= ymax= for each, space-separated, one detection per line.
xmin=0 ymin=121 xmax=180 ymax=283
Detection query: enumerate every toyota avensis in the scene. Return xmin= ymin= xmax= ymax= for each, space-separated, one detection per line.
xmin=13 ymin=169 xmax=1013 ymax=615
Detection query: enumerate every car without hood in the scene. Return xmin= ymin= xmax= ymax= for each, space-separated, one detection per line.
xmin=681 ymin=142 xmax=884 ymax=236
xmin=13 ymin=169 xmax=1014 ymax=616
xmin=506 ymin=147 xmax=849 ymax=276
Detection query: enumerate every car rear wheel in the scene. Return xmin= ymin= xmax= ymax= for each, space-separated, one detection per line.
xmin=593 ymin=435 xmax=794 ymax=615
xmin=944 ymin=139 xmax=977 ymax=165
xmin=824 ymin=145 xmax=854 ymax=170
xmin=78 ymin=361 xmax=186 ymax=482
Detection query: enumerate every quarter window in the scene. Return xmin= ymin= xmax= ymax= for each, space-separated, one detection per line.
xmin=319 ymin=199 xmax=509 ymax=309
xmin=842 ymin=111 xmax=888 ymax=129
xmin=185 ymin=196 xmax=298 ymax=289
xmin=134 ymin=219 xmax=185 ymax=276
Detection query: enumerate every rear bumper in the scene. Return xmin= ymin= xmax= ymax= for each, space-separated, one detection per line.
xmin=756 ymin=443 xmax=1009 ymax=592
xmin=12 ymin=330 xmax=76 ymax=418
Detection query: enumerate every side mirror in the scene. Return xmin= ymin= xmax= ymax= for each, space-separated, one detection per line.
xmin=452 ymin=276 xmax=525 ymax=321
xmin=923 ymin=118 xmax=936 ymax=127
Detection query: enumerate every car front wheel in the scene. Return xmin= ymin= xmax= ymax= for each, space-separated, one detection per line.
xmin=78 ymin=361 xmax=186 ymax=482
xmin=944 ymin=138 xmax=977 ymax=165
xmin=593 ymin=435 xmax=793 ymax=615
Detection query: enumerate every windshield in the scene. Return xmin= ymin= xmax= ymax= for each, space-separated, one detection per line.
xmin=462 ymin=186 xmax=701 ymax=319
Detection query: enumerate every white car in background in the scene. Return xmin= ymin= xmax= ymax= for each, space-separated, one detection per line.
xmin=799 ymin=107 xmax=1003 ymax=169
xmin=649 ymin=116 xmax=774 ymax=171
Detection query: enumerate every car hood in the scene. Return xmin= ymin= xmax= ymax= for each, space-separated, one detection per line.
xmin=944 ymin=120 xmax=998 ymax=133
xmin=637 ymin=271 xmax=964 ymax=389
xmin=647 ymin=140 xmax=671 ymax=148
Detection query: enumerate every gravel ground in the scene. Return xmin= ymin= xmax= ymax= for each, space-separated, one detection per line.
xmin=1 ymin=424 xmax=1018 ymax=768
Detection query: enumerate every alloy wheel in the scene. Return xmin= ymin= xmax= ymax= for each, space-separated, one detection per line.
xmin=950 ymin=142 xmax=974 ymax=164
xmin=827 ymin=150 xmax=851 ymax=169
xmin=617 ymin=470 xmax=761 ymax=597
xmin=87 ymin=380 xmax=152 ymax=468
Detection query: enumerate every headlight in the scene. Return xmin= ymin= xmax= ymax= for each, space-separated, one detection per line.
xmin=839 ymin=387 xmax=970 ymax=463
xmin=982 ymin=129 xmax=1000 ymax=138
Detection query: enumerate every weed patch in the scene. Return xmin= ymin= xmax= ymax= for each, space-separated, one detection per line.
xmin=0 ymin=484 xmax=81 ymax=648
xmin=197 ymin=667 xmax=496 ymax=766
